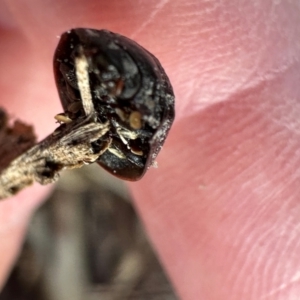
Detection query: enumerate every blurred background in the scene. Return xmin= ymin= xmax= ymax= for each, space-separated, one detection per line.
xmin=0 ymin=165 xmax=177 ymax=300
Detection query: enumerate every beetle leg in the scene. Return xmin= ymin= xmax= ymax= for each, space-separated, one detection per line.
xmin=107 ymin=147 xmax=126 ymax=159
xmin=54 ymin=113 xmax=72 ymax=124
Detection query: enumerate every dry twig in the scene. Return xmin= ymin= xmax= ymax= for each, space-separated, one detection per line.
xmin=0 ymin=53 xmax=109 ymax=200
xmin=0 ymin=114 xmax=109 ymax=199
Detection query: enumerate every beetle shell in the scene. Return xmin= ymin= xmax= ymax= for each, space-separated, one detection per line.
xmin=53 ymin=28 xmax=175 ymax=180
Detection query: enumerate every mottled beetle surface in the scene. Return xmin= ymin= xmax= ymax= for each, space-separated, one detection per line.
xmin=53 ymin=28 xmax=175 ymax=180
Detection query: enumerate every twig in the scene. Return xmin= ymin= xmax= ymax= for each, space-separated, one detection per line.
xmin=0 ymin=50 xmax=110 ymax=200
xmin=0 ymin=115 xmax=109 ymax=199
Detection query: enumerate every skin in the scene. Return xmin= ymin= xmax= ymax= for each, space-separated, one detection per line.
xmin=1 ymin=0 xmax=300 ymax=299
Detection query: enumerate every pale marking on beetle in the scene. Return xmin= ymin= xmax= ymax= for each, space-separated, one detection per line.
xmin=75 ymin=48 xmax=95 ymax=116
xmin=129 ymin=111 xmax=142 ymax=130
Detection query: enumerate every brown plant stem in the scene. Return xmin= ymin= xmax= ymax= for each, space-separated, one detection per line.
xmin=0 ymin=114 xmax=109 ymax=199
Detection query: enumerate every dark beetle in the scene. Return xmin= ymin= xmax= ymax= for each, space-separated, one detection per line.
xmin=53 ymin=28 xmax=175 ymax=180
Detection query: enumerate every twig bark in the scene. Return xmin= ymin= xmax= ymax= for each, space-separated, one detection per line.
xmin=0 ymin=114 xmax=109 ymax=199
xmin=0 ymin=49 xmax=112 ymax=200
xmin=0 ymin=49 xmax=115 ymax=200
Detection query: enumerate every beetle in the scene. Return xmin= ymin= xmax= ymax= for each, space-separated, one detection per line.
xmin=53 ymin=28 xmax=175 ymax=180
